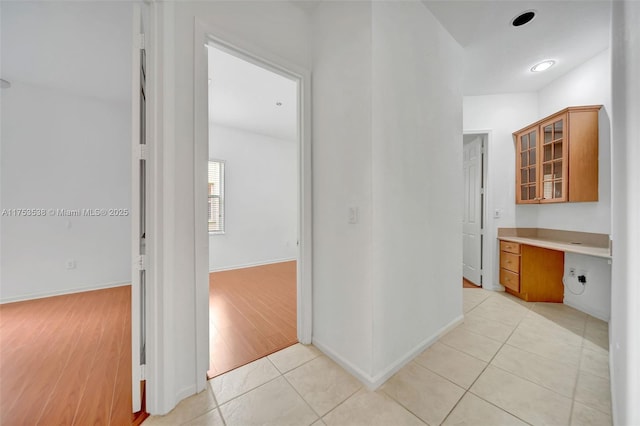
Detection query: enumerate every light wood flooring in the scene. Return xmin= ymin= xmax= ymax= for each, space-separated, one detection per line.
xmin=0 ymin=286 xmax=145 ymax=425
xmin=208 ymin=261 xmax=297 ymax=378
xmin=463 ymin=277 xmax=481 ymax=288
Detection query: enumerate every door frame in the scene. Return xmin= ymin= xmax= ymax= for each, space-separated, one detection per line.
xmin=193 ymin=19 xmax=313 ymax=392
xmin=462 ymin=131 xmax=489 ymax=287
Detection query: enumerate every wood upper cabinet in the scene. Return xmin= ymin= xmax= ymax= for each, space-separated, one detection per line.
xmin=514 ymin=105 xmax=600 ymax=204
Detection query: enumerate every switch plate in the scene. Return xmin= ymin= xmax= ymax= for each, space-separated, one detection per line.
xmin=348 ymin=207 xmax=358 ymax=224
xmin=494 ymin=209 xmax=501 ymax=218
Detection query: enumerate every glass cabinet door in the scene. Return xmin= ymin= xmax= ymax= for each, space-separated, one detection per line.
xmin=540 ymin=114 xmax=568 ymax=202
xmin=516 ymin=127 xmax=539 ymax=203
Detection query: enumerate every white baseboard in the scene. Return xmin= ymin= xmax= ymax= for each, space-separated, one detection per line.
xmin=368 ymin=314 xmax=464 ymax=389
xmin=209 ymin=257 xmax=296 ymax=273
xmin=564 ymin=298 xmax=610 ymax=322
xmin=0 ymin=280 xmax=130 ymax=304
xmin=312 ymin=314 xmax=464 ymax=390
xmin=311 ymin=338 xmax=376 ymax=389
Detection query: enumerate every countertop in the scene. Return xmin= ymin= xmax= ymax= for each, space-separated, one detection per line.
xmin=498 ymin=235 xmax=611 ymax=259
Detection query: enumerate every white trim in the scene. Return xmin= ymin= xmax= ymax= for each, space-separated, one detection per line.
xmin=209 ymin=258 xmax=297 ymax=273
xmin=130 ymin=4 xmax=143 ymax=412
xmin=146 ymin=0 xmax=175 ymax=415
xmin=313 ymin=315 xmax=464 ymax=390
xmin=464 ymin=129 xmax=500 ymax=291
xmin=194 ymin=18 xmax=210 ymax=396
xmin=193 ymin=21 xmax=314 ymax=398
xmin=0 ymin=281 xmax=131 ymax=304
xmin=564 ymin=299 xmax=609 ymax=322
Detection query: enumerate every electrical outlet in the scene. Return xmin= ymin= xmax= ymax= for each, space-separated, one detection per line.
xmin=568 ymin=267 xmax=576 ymax=277
xmin=66 ymin=259 xmax=76 ymax=270
xmin=578 ymin=269 xmax=588 ymax=284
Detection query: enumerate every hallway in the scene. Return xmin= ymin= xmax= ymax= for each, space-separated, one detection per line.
xmin=148 ymin=286 xmax=611 ymax=425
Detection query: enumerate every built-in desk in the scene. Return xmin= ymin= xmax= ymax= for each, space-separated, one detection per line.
xmin=497 ymin=228 xmax=611 ymax=302
xmin=498 ymin=228 xmax=611 ymax=259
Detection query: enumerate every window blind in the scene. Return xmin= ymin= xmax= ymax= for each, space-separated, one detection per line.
xmin=208 ymin=160 xmax=225 ymax=233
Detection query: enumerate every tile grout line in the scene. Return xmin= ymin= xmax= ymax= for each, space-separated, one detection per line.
xmin=439 ymin=293 xmax=536 ymax=426
xmin=570 ymin=314 xmax=590 ymax=424
xmin=208 ymin=378 xmax=227 ymax=426
xmin=273 ymin=352 xmax=364 ymax=424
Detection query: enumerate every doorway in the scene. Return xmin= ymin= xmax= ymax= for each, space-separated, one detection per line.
xmin=206 ymin=44 xmax=301 ymax=377
xmin=462 ymin=134 xmax=487 ymax=287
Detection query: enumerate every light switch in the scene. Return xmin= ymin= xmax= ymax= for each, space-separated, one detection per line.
xmin=494 ymin=209 xmax=501 ymax=218
xmin=348 ymin=206 xmax=358 ymax=224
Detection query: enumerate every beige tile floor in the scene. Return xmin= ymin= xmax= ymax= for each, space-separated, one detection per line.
xmin=144 ymin=288 xmax=612 ymax=426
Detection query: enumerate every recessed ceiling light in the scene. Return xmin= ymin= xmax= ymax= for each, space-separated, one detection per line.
xmin=511 ymin=10 xmax=536 ymax=27
xmin=531 ymin=60 xmax=555 ymax=72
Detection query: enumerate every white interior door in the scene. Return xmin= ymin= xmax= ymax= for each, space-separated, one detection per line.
xmin=131 ymin=3 xmax=145 ymax=413
xmin=462 ymin=136 xmax=483 ymax=285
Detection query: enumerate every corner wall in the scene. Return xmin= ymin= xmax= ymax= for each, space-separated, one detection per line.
xmin=311 ymin=0 xmax=464 ymax=386
xmin=371 ymin=0 xmax=463 ymax=380
xmin=311 ymin=0 xmax=375 ymax=379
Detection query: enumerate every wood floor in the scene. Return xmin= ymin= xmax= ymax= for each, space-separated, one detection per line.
xmin=463 ymin=277 xmax=481 ymax=288
xmin=0 ymin=286 xmax=142 ymax=425
xmin=209 ymin=261 xmax=297 ymax=378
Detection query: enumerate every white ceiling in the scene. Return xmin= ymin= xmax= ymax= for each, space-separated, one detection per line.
xmin=207 ymin=46 xmax=298 ymax=142
xmin=422 ymin=0 xmax=611 ymax=95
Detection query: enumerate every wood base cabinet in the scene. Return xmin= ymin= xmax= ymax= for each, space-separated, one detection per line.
xmin=499 ymin=241 xmax=564 ymax=302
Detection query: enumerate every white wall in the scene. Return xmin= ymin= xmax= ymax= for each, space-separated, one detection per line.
xmin=0 ymin=2 xmax=131 ymax=302
xmin=208 ymin=124 xmax=297 ymax=271
xmin=311 ymin=0 xmax=463 ymax=386
xmin=155 ymin=0 xmax=311 ymax=414
xmin=370 ymin=0 xmax=463 ymax=380
xmin=463 ymin=93 xmax=539 ymax=290
xmin=532 ymin=50 xmax=612 ymax=319
xmin=311 ymin=0 xmax=375 ymax=379
xmin=562 ymin=253 xmax=611 ymax=321
xmin=610 ymin=0 xmax=640 ymax=423
xmin=525 ymin=49 xmax=612 ymax=235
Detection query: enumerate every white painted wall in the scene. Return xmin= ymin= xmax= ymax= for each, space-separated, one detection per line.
xmin=0 ymin=2 xmax=131 ymax=302
xmin=610 ymin=1 xmax=640 ymax=423
xmin=532 ymin=50 xmax=613 ymax=320
xmin=208 ymin=124 xmax=297 ymax=271
xmin=562 ymin=253 xmax=611 ymax=321
xmin=311 ymin=0 xmax=375 ymax=379
xmin=370 ymin=0 xmax=463 ymax=381
xmin=154 ymin=0 xmax=311 ymax=414
xmin=463 ymin=93 xmax=539 ymax=290
xmin=525 ymin=49 xmax=612 ymax=235
xmin=312 ymin=0 xmax=464 ymax=387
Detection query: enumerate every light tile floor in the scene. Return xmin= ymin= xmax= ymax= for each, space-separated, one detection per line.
xmin=144 ymin=288 xmax=612 ymax=426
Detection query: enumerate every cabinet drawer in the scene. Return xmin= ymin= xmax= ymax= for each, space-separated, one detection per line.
xmin=500 ymin=268 xmax=520 ymax=292
xmin=500 ymin=241 xmax=521 ymax=254
xmin=500 ymin=252 xmax=520 ymax=273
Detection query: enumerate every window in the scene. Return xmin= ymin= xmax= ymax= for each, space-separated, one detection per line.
xmin=208 ymin=160 xmax=225 ymax=233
